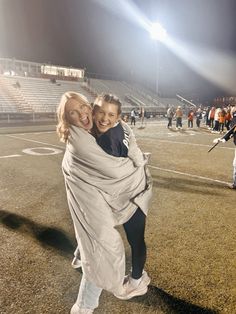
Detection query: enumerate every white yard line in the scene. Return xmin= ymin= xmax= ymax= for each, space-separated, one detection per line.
xmin=9 ymin=131 xmax=55 ymax=135
xmin=149 ymin=165 xmax=231 ymax=185
xmin=0 ymin=154 xmax=22 ymax=159
xmin=6 ymin=135 xmax=65 ymax=149
xmin=156 ymin=139 xmax=234 ymax=150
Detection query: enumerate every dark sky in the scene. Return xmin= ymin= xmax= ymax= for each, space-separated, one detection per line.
xmin=0 ymin=0 xmax=236 ymax=101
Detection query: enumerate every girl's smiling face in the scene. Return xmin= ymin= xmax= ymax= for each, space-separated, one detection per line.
xmin=93 ymin=100 xmax=120 ymax=134
xmin=66 ymin=98 xmax=93 ymax=130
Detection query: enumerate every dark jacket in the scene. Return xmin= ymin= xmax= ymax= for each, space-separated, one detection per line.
xmin=223 ymin=116 xmax=236 ymax=145
xmin=96 ymin=123 xmax=129 ymax=157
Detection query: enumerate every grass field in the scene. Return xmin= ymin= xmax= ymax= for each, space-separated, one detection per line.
xmin=0 ymin=120 xmax=235 ymax=314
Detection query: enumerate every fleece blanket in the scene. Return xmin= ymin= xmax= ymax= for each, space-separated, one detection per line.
xmin=62 ymin=124 xmax=152 ymax=293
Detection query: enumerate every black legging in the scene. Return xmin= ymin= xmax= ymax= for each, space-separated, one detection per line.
xmin=123 ymin=207 xmax=146 ymax=279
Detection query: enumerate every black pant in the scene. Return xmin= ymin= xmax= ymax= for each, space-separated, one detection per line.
xmin=225 ymin=120 xmax=231 ymax=130
xmin=176 ymin=117 xmax=182 ymax=128
xmin=219 ymin=123 xmax=224 ymax=132
xmin=188 ymin=120 xmax=193 ymax=128
xmin=167 ymin=117 xmax=172 ymax=127
xmin=131 ymin=117 xmax=136 ymax=125
xmin=123 ymin=207 xmax=146 ymax=279
xmin=213 ymin=120 xmax=219 ymax=131
xmin=209 ymin=118 xmax=214 ymax=128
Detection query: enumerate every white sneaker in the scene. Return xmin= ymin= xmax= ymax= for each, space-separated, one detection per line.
xmin=123 ymin=270 xmax=150 ymax=286
xmin=114 ymin=271 xmax=151 ymax=300
xmin=71 ymin=257 xmax=82 ymax=269
xmin=70 ymin=304 xmax=94 ymax=314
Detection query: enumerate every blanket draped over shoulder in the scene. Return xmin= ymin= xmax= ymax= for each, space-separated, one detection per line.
xmin=62 ymin=124 xmax=152 ymax=293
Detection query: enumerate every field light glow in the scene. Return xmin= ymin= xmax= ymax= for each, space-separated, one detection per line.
xmin=149 ymin=22 xmax=167 ymax=42
xmin=91 ymin=0 xmax=150 ymax=31
xmin=92 ymin=0 xmax=236 ymax=93
xmin=164 ymin=36 xmax=236 ymax=93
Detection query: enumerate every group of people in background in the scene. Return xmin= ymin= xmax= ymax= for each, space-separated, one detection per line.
xmin=129 ymin=107 xmax=145 ymax=126
xmin=166 ymin=103 xmax=236 ymax=190
xmin=167 ymin=105 xmax=183 ymax=129
xmin=166 ymin=103 xmax=235 ymax=133
xmin=206 ymin=105 xmax=233 ymax=133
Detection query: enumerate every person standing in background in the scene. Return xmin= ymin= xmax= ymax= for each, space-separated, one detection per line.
xmin=212 ymin=107 xmax=221 ymax=133
xmin=130 ymin=108 xmax=136 ymax=126
xmin=196 ymin=108 xmax=202 ymax=128
xmin=208 ymin=106 xmax=215 ymax=130
xmin=175 ymin=106 xmax=183 ymax=130
xmin=140 ymin=107 xmax=145 ymax=127
xmin=166 ymin=105 xmax=174 ymax=129
xmin=225 ymin=106 xmax=232 ymax=131
xmin=187 ymin=108 xmax=194 ymax=128
xmin=219 ymin=108 xmax=226 ymax=133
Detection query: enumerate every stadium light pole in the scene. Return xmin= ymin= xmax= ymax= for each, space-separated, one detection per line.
xmin=149 ymin=22 xmax=167 ymax=100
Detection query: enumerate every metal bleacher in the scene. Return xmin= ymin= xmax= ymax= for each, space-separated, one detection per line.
xmin=90 ymin=79 xmax=132 ymax=106
xmin=0 ymin=74 xmax=184 ymax=120
xmin=0 ymin=75 xmax=94 ymax=114
xmin=89 ymin=79 xmax=171 ymax=115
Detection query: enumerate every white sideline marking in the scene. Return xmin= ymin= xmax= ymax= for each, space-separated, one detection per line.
xmin=149 ymin=165 xmax=231 ymax=185
xmin=6 ymin=135 xmax=65 ymax=149
xmin=136 ymin=134 xmax=234 ymax=150
xmin=156 ymin=139 xmax=234 ymax=150
xmin=8 ymin=131 xmax=55 ymax=135
xmin=0 ymin=154 xmax=22 ymax=159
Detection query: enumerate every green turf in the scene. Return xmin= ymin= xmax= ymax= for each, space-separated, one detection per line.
xmin=0 ymin=120 xmax=235 ymax=313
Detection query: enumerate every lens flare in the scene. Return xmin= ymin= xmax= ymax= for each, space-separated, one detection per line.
xmin=149 ymin=22 xmax=167 ymax=42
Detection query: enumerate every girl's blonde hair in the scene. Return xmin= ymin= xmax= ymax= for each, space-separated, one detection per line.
xmin=56 ymin=91 xmax=90 ymax=142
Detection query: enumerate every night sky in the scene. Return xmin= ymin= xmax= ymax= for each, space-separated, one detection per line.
xmin=0 ymin=0 xmax=236 ymax=102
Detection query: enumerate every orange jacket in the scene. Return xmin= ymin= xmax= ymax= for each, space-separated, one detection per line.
xmin=176 ymin=109 xmax=183 ymax=117
xmin=188 ymin=112 xmax=194 ymax=121
xmin=210 ymin=109 xmax=215 ymax=119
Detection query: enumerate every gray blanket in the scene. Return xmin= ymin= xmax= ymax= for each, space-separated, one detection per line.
xmin=62 ymin=124 xmax=152 ymax=293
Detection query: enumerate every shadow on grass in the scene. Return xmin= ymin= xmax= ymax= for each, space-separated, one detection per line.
xmin=133 ymin=285 xmax=218 ymax=314
xmin=0 ymin=209 xmax=76 ymax=257
xmin=152 ymin=174 xmax=224 ymax=195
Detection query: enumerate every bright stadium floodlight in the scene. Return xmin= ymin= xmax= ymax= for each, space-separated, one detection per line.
xmin=150 ymin=22 xmax=167 ymax=42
